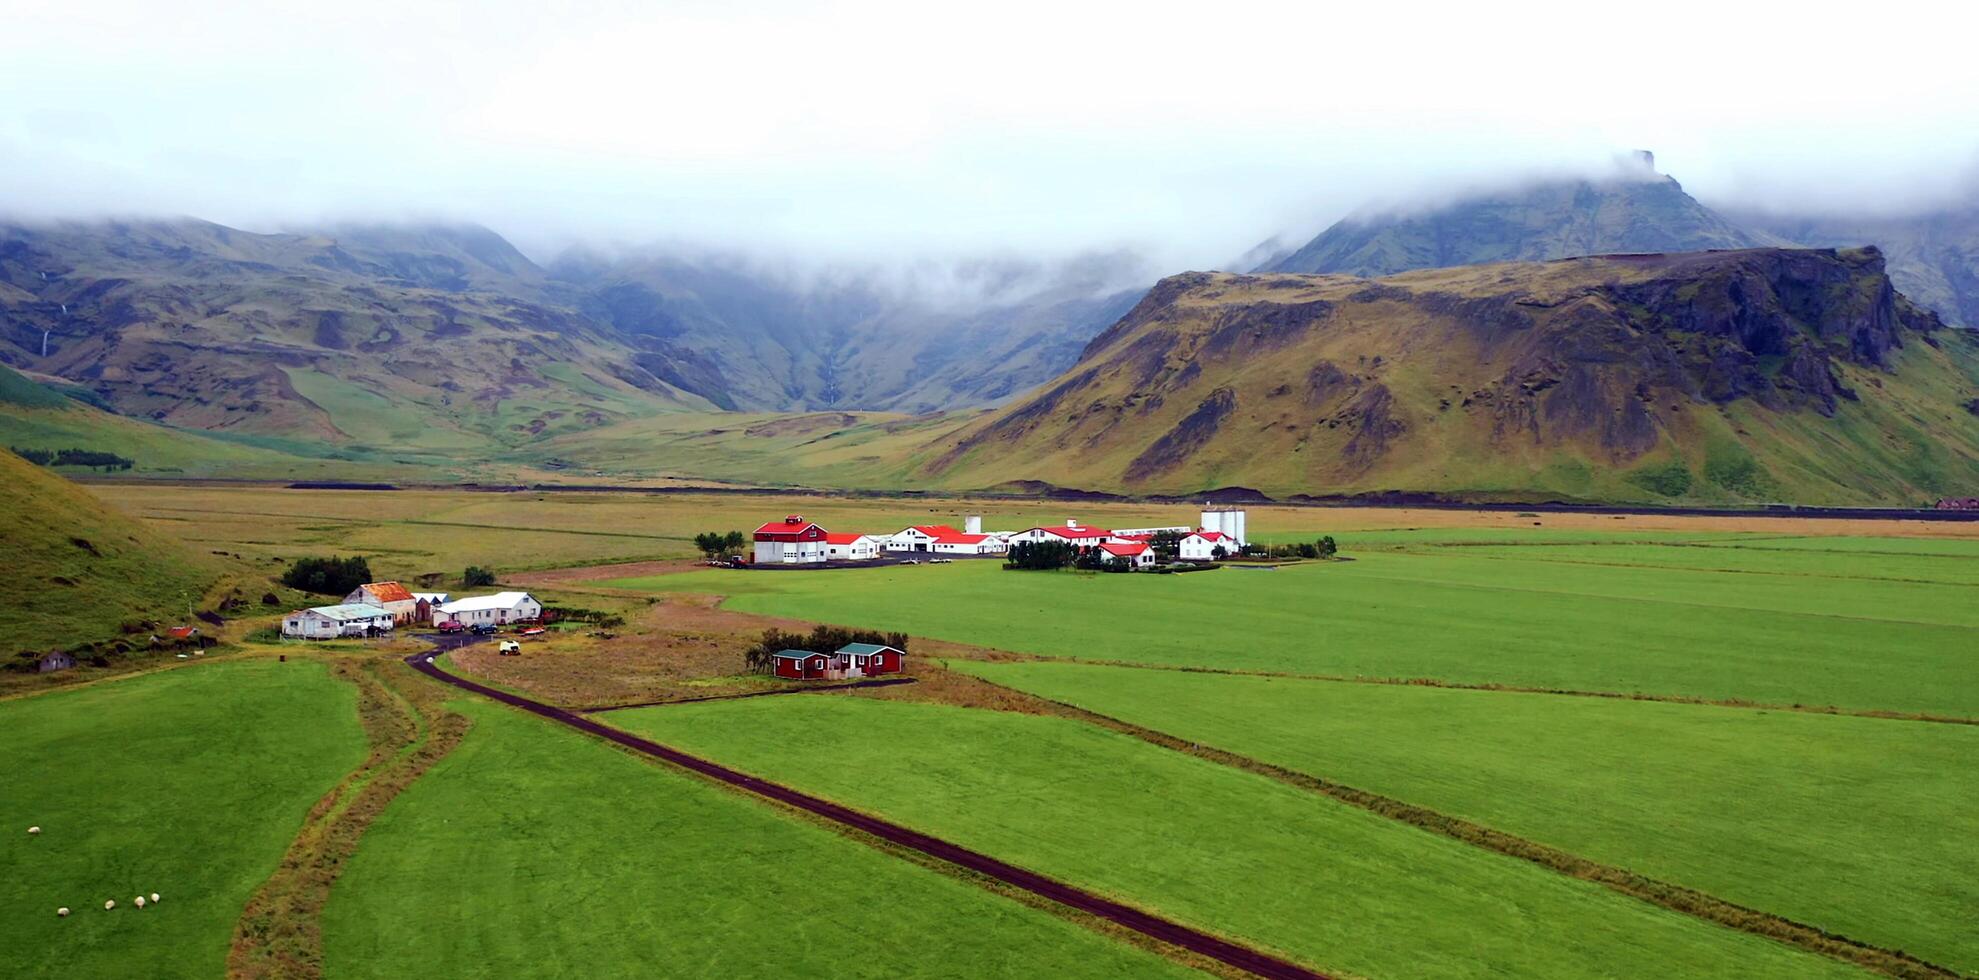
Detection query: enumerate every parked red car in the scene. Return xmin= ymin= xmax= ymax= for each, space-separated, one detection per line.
xmin=436 ymin=620 xmax=466 ymax=633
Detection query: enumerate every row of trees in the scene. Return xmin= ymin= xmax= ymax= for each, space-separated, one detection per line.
xmin=742 ymin=625 xmax=910 ymax=674
xmin=280 ymin=555 xmax=373 ymax=595
xmin=11 ymin=446 xmax=134 ymax=470
xmin=694 ymin=531 xmax=747 ymax=558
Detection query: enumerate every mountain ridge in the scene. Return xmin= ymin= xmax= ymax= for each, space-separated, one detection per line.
xmin=922 ymin=247 xmax=1979 ymax=505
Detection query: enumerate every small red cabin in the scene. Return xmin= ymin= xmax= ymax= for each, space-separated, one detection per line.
xmin=835 ymin=643 xmax=904 ymax=676
xmin=771 ymin=650 xmax=834 ymax=679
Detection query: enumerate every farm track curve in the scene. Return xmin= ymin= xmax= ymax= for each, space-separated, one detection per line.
xmin=404 ymin=647 xmax=1328 ymax=980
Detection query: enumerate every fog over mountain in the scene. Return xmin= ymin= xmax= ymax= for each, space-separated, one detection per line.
xmin=4 ymin=1 xmax=1978 ymax=277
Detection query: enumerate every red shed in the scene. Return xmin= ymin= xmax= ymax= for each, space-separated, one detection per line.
xmin=771 ymin=649 xmax=834 ymax=679
xmin=835 ymin=643 xmax=905 ymax=676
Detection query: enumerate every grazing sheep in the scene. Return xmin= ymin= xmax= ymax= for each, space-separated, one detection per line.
xmin=27 ymin=826 xmax=40 ymax=835
xmin=150 ymin=892 xmax=161 ymax=902
xmin=134 ymin=896 xmax=146 ymax=909
xmin=57 ymin=907 xmax=70 ymax=917
xmin=104 ymin=900 xmax=115 ymax=910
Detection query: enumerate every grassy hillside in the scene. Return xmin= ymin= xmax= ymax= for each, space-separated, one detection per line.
xmin=0 ymin=220 xmax=712 ymax=458
xmin=0 ymin=447 xmax=219 ymax=656
xmin=922 ymin=248 xmax=1979 ymax=503
xmin=0 ymin=362 xmax=447 ymax=480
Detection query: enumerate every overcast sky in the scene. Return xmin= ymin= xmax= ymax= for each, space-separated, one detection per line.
xmin=3 ymin=0 xmax=1976 ymax=269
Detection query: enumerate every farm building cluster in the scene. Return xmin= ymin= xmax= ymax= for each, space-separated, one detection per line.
xmin=280 ymin=582 xmax=543 ymax=639
xmin=748 ymin=508 xmax=1249 ymax=566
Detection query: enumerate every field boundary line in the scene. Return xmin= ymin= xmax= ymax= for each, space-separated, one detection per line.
xmin=1338 ymin=557 xmax=1979 ymax=630
xmin=404 ymin=649 xmax=1331 ymax=980
xmin=1017 ymin=656 xmax=1979 ymax=727
xmin=1393 ymin=546 xmax=1979 ymax=589
xmin=967 ymin=675 xmax=1965 ymax=980
xmin=228 ymin=656 xmax=472 ymax=979
xmin=577 ymin=677 xmax=917 ymax=713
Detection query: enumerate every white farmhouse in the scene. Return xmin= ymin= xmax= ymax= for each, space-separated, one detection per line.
xmin=1179 ymin=530 xmax=1240 ymax=561
xmin=1098 ymin=541 xmax=1157 ymax=568
xmin=435 ymin=591 xmax=544 ymax=628
xmin=1007 ymin=521 xmax=1113 ymax=548
xmin=885 ymin=524 xmax=1006 ymax=555
xmin=283 ymin=603 xmax=396 ymax=639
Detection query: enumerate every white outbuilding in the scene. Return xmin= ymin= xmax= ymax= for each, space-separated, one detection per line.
xmin=823 ymin=533 xmax=883 ymax=560
xmin=435 ymin=592 xmax=544 ymax=628
xmin=282 ymin=603 xmax=396 ymax=639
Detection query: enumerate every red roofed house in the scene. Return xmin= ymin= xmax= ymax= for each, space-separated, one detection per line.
xmin=1098 ymin=541 xmax=1156 ymax=568
xmin=1008 ymin=520 xmax=1112 ymax=548
xmin=1179 ymin=530 xmax=1237 ymax=561
xmin=344 ymin=581 xmax=420 ymax=624
xmin=754 ymin=515 xmax=829 ymax=564
xmin=823 ymin=532 xmax=882 ymax=561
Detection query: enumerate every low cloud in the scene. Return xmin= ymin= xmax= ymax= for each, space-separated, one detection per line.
xmin=2 ymin=0 xmax=1976 ymax=273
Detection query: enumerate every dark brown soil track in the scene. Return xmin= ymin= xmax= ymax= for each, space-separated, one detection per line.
xmin=405 ymin=649 xmax=1327 ymax=980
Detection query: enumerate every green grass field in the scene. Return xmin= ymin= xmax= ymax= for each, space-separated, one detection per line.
xmin=606 ymin=550 xmax=1979 ymax=715
xmin=955 ymin=660 xmax=1979 ymax=971
xmin=613 ymin=696 xmax=1858 ymax=979
xmin=321 ymin=699 xmax=1189 ymax=978
xmin=0 ymin=660 xmax=366 ymax=978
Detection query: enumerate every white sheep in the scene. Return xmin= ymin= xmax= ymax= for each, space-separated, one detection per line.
xmin=57 ymin=907 xmax=70 ymax=917
xmin=134 ymin=896 xmax=146 ymax=909
xmin=104 ymin=899 xmax=115 ymax=911
xmin=151 ymin=892 xmax=161 ymax=902
xmin=27 ymin=826 xmax=40 ymax=835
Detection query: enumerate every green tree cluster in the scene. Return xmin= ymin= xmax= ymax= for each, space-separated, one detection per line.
xmin=279 ymin=556 xmax=373 ymax=596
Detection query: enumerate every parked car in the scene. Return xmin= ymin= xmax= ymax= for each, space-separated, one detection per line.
xmin=900 ymin=559 xmax=920 ymax=565
xmin=469 ymin=623 xmax=499 ymax=635
xmin=929 ymin=558 xmax=953 ymax=564
xmin=436 ymin=620 xmax=466 ymax=633
xmin=498 ymin=640 xmax=521 ymax=656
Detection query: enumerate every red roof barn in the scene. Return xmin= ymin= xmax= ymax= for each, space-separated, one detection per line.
xmin=754 ymin=516 xmax=830 ymax=564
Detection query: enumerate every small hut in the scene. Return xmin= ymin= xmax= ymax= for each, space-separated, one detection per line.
xmin=37 ymin=651 xmax=76 ymax=673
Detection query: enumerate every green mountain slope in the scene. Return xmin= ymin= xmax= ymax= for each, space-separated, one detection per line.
xmin=0 ymin=447 xmax=218 ymax=656
xmin=924 ymin=247 xmax=1979 ymax=504
xmin=1263 ymin=158 xmax=1760 ymax=277
xmin=0 ymin=362 xmax=440 ymax=480
xmin=0 ymin=220 xmax=713 ymax=459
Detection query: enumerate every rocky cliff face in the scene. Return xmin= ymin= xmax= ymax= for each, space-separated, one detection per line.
xmin=927 ymin=248 xmax=1979 ymax=504
xmin=1725 ymin=206 xmax=1979 ymax=328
